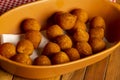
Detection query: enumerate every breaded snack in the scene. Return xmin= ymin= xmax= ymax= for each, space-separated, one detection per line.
xmin=72 ymin=20 xmax=87 ymax=31
xmin=55 ymin=12 xmax=77 ymax=30
xmin=75 ymin=42 xmax=92 ymax=56
xmin=22 ymin=18 xmax=41 ymax=32
xmin=0 ymin=43 xmax=16 ymax=58
xmin=51 ymin=51 xmax=70 ymax=64
xmin=89 ymin=28 xmax=104 ymax=39
xmin=73 ymin=29 xmax=89 ymax=42
xmin=90 ymin=16 xmax=105 ymax=29
xmin=55 ymin=34 xmax=72 ymax=50
xmin=53 ymin=11 xmax=64 ymax=23
xmin=16 ymin=39 xmax=34 ymax=55
xmin=25 ymin=30 xmax=42 ymax=48
xmin=11 ymin=54 xmax=32 ymax=65
xmin=64 ymin=48 xmax=80 ymax=61
xmin=42 ymin=42 xmax=61 ymax=56
xmin=89 ymin=38 xmax=106 ymax=53
xmin=71 ymin=8 xmax=88 ymax=23
xmin=46 ymin=25 xmax=64 ymax=39
xmin=33 ymin=55 xmax=51 ymax=66
xmin=47 ymin=11 xmax=64 ymax=26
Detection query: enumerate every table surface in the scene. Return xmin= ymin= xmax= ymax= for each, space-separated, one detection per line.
xmin=0 ymin=1 xmax=120 ymax=80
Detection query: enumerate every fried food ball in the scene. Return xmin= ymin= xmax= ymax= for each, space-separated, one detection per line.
xmin=51 ymin=52 xmax=70 ymax=64
xmin=47 ymin=11 xmax=64 ymax=27
xmin=16 ymin=39 xmax=34 ymax=55
xmin=42 ymin=42 xmax=61 ymax=56
xmin=64 ymin=48 xmax=80 ymax=61
xmin=55 ymin=12 xmax=77 ymax=30
xmin=11 ymin=54 xmax=32 ymax=65
xmin=90 ymin=16 xmax=105 ymax=29
xmin=55 ymin=34 xmax=72 ymax=50
xmin=89 ymin=28 xmax=104 ymax=39
xmin=0 ymin=43 xmax=16 ymax=58
xmin=73 ymin=29 xmax=89 ymax=42
xmin=89 ymin=38 xmax=106 ymax=53
xmin=75 ymin=42 xmax=92 ymax=56
xmin=72 ymin=20 xmax=87 ymax=31
xmin=25 ymin=30 xmax=42 ymax=49
xmin=53 ymin=11 xmax=64 ymax=23
xmin=22 ymin=18 xmax=41 ymax=32
xmin=33 ymin=55 xmax=51 ymax=66
xmin=46 ymin=25 xmax=64 ymax=39
xmin=71 ymin=8 xmax=88 ymax=23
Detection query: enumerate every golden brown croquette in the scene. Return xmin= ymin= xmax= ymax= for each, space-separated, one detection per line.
xmin=16 ymin=39 xmax=34 ymax=55
xmin=55 ymin=34 xmax=72 ymax=50
xmin=46 ymin=25 xmax=64 ymax=39
xmin=55 ymin=12 xmax=77 ymax=30
xmin=42 ymin=42 xmax=61 ymax=56
xmin=64 ymin=48 xmax=80 ymax=61
xmin=22 ymin=18 xmax=41 ymax=32
xmin=71 ymin=8 xmax=88 ymax=23
xmin=73 ymin=29 xmax=89 ymax=42
xmin=72 ymin=20 xmax=87 ymax=31
xmin=11 ymin=54 xmax=32 ymax=65
xmin=90 ymin=16 xmax=105 ymax=29
xmin=89 ymin=28 xmax=104 ymax=39
xmin=25 ymin=30 xmax=42 ymax=49
xmin=0 ymin=43 xmax=16 ymax=58
xmin=33 ymin=55 xmax=51 ymax=66
xmin=75 ymin=42 xmax=92 ymax=56
xmin=89 ymin=38 xmax=106 ymax=53
xmin=51 ymin=52 xmax=70 ymax=64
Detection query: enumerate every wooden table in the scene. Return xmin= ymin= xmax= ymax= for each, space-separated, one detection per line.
xmin=0 ymin=1 xmax=120 ymax=80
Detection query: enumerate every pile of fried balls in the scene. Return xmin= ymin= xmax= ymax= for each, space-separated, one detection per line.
xmin=0 ymin=8 xmax=106 ymax=66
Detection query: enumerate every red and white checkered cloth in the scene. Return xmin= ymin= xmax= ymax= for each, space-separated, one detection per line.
xmin=0 ymin=0 xmax=116 ymax=15
xmin=0 ymin=0 xmax=37 ymax=15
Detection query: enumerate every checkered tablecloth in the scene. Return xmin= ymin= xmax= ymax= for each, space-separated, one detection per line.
xmin=0 ymin=0 xmax=116 ymax=15
xmin=0 ymin=0 xmax=37 ymax=15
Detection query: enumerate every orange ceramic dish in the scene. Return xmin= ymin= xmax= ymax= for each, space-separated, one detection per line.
xmin=0 ymin=0 xmax=120 ymax=79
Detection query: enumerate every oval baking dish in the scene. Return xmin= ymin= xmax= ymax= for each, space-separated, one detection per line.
xmin=0 ymin=0 xmax=120 ymax=79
